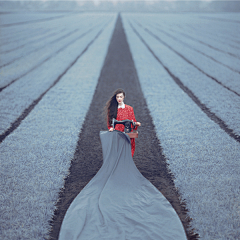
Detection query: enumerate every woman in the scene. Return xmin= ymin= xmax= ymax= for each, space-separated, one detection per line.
xmin=59 ymin=129 xmax=187 ymax=240
xmin=105 ymin=88 xmax=141 ymax=157
xmin=58 ymin=89 xmax=187 ymax=240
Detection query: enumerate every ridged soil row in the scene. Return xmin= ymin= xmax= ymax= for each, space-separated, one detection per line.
xmin=129 ymin=21 xmax=240 ymax=144
xmin=0 ymin=23 xmax=108 ymax=143
xmin=0 ymin=20 xmax=106 ymax=92
xmin=135 ymin=21 xmax=240 ymax=95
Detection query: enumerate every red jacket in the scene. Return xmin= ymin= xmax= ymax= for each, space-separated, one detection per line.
xmin=108 ymin=104 xmax=138 ymax=157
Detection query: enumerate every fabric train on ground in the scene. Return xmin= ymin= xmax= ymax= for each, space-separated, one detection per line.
xmin=59 ymin=130 xmax=187 ymax=240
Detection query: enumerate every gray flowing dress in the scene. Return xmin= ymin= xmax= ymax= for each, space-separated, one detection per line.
xmin=59 ymin=131 xmax=187 ymax=240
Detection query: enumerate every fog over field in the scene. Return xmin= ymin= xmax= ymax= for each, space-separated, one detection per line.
xmin=0 ymin=1 xmax=240 ymax=240
xmin=1 ymin=0 xmax=240 ymax=12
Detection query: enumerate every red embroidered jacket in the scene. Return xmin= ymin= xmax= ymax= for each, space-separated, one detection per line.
xmin=108 ymin=104 xmax=138 ymax=157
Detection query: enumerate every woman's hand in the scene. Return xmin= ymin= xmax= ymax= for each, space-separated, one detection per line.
xmin=135 ymin=122 xmax=141 ymax=127
xmin=109 ymin=127 xmax=114 ymax=132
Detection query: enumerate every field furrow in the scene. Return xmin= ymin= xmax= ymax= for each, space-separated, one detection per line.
xmin=0 ymin=13 xmax=67 ymax=27
xmin=1 ymin=28 xmax=80 ymax=67
xmin=0 ymin=15 xmax=108 ymax=90
xmin=128 ymin=18 xmax=240 ymax=138
xmin=136 ymin=21 xmax=240 ymax=96
xmin=1 ymin=11 xmax=240 ymax=240
xmin=122 ymin=13 xmax=240 ymax=240
xmin=152 ymin=24 xmax=240 ymax=73
xmin=0 ymin=13 xmax=117 ymax=240
xmin=0 ymin=18 xmax=111 ymax=139
xmin=0 ymin=14 xmax=81 ymax=47
xmin=0 ymin=27 xmax=51 ymax=48
xmin=176 ymin=22 xmax=240 ymax=50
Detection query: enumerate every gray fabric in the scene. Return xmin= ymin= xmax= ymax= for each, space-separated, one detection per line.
xmin=59 ymin=131 xmax=187 ymax=240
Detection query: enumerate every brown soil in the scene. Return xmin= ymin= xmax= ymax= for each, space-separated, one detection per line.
xmin=49 ymin=14 xmax=199 ymax=240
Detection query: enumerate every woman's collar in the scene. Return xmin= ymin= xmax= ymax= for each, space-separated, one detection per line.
xmin=118 ymin=103 xmax=125 ymax=109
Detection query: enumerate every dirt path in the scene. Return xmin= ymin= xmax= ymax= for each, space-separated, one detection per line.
xmin=49 ymin=14 xmax=199 ymax=240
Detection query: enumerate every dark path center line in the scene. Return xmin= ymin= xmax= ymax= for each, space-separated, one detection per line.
xmin=129 ymin=21 xmax=240 ymax=144
xmin=49 ymin=14 xmax=199 ymax=240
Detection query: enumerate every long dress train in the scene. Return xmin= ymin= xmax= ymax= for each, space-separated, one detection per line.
xmin=58 ymin=131 xmax=187 ymax=240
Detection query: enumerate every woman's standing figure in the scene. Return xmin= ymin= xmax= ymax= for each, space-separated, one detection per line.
xmin=105 ymin=88 xmax=141 ymax=156
xmin=59 ymin=89 xmax=187 ymax=240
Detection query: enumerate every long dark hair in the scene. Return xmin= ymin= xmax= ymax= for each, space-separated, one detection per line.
xmin=105 ymin=88 xmax=126 ymax=126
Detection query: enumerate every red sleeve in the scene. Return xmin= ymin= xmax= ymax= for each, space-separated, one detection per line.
xmin=129 ymin=107 xmax=138 ymax=131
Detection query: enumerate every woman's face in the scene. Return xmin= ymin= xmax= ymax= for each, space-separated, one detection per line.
xmin=116 ymin=93 xmax=124 ymax=104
